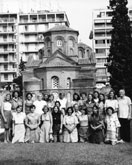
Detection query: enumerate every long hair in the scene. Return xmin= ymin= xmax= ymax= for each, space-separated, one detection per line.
xmin=99 ymin=93 xmax=105 ymax=104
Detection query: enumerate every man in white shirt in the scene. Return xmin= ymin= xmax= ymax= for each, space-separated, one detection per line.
xmin=33 ymin=93 xmax=47 ymax=115
xmin=57 ymin=93 xmax=67 ymax=110
xmin=118 ymin=89 xmax=131 ymax=142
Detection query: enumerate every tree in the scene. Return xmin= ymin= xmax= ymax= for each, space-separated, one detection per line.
xmin=107 ymin=0 xmax=132 ymax=98
xmin=13 ymin=57 xmax=26 ymax=94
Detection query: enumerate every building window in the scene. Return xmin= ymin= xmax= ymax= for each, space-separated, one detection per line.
xmin=4 ymin=74 xmax=8 ymax=80
xmin=52 ymin=76 xmax=59 ymax=89
xmin=79 ymin=49 xmax=85 ymax=58
xmin=67 ymin=78 xmax=71 ymax=89
xmin=68 ymin=39 xmax=74 ymax=47
xmin=57 ymin=40 xmax=62 ymax=47
xmin=70 ymin=48 xmax=74 ymax=55
xmin=4 ymin=64 xmax=8 ymax=71
xmin=25 ymin=25 xmax=28 ymax=31
xmin=47 ymin=49 xmax=51 ymax=56
xmin=45 ymin=37 xmax=51 ymax=47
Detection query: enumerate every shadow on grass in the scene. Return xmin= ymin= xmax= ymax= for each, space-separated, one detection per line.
xmin=0 ymin=159 xmax=99 ymax=165
xmin=0 ymin=159 xmax=42 ymax=165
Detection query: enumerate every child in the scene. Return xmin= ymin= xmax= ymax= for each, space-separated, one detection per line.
xmin=12 ymin=105 xmax=26 ymax=143
xmin=105 ymin=106 xmax=120 ymax=145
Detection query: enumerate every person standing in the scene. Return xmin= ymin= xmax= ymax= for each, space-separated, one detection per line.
xmin=118 ymin=89 xmax=131 ymax=142
xmin=39 ymin=105 xmax=53 ymax=143
xmin=52 ymin=106 xmax=63 ymax=142
xmin=25 ymin=93 xmax=34 ymax=115
xmin=12 ymin=105 xmax=26 ymax=143
xmin=25 ymin=105 xmax=40 ymax=143
xmin=33 ymin=93 xmax=47 ymax=116
xmin=63 ymin=107 xmax=78 ymax=143
xmin=12 ymin=91 xmax=22 ymax=112
xmin=1 ymin=93 xmax=12 ymax=143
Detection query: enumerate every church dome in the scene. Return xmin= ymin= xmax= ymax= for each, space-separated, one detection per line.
xmin=44 ymin=25 xmax=79 ymax=36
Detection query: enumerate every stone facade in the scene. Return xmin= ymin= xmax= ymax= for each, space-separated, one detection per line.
xmin=22 ymin=25 xmax=96 ymax=95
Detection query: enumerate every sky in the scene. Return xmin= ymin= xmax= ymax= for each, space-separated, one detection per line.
xmin=1 ymin=0 xmax=132 ymax=47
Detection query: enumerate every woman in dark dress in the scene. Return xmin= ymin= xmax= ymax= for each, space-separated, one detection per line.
xmin=52 ymin=106 xmax=63 ymax=142
xmin=89 ymin=105 xmax=104 ymax=144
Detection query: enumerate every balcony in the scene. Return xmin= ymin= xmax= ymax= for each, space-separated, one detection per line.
xmin=0 ymin=49 xmax=16 ymax=53
xmin=0 ymin=59 xmax=17 ymax=63
xmin=96 ymin=54 xmax=107 ymax=58
xmin=0 ymin=68 xmax=17 ymax=73
xmin=95 ymin=44 xmax=106 ymax=48
xmin=22 ymin=50 xmax=38 ymax=53
xmin=0 ymin=30 xmax=16 ymax=34
xmin=0 ymin=18 xmax=16 ymax=24
xmin=0 ymin=39 xmax=16 ymax=44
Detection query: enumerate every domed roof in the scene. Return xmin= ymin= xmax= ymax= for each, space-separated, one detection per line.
xmin=78 ymin=42 xmax=92 ymax=50
xmin=44 ymin=25 xmax=79 ymax=35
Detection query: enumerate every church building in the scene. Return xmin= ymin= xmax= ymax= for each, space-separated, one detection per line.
xmin=22 ymin=25 xmax=96 ymax=97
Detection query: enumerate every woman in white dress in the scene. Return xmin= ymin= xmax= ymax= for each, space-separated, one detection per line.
xmin=63 ymin=107 xmax=78 ymax=143
xmin=39 ymin=105 xmax=53 ymax=143
xmin=12 ymin=105 xmax=26 ymax=143
xmin=1 ymin=93 xmax=12 ymax=143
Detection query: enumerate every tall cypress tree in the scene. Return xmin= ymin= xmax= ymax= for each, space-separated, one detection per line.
xmin=107 ymin=0 xmax=132 ymax=98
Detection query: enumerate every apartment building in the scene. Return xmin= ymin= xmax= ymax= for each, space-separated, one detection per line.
xmin=92 ymin=9 xmax=132 ymax=84
xmin=18 ymin=11 xmax=69 ymax=61
xmin=0 ymin=13 xmax=18 ymax=84
xmin=0 ymin=10 xmax=69 ymax=85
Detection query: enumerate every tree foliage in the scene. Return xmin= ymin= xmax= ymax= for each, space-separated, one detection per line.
xmin=107 ymin=0 xmax=132 ymax=97
xmin=13 ymin=57 xmax=26 ymax=93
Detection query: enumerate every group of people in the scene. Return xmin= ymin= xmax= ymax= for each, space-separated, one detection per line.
xmin=0 ymin=89 xmax=131 ymax=145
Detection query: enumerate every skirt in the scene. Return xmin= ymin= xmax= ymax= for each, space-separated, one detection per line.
xmin=40 ymin=121 xmax=51 ymax=143
xmin=63 ymin=126 xmax=78 ymax=143
xmin=78 ymin=126 xmax=90 ymax=141
xmin=105 ymin=130 xmax=117 ymax=142
xmin=3 ymin=111 xmax=12 ymax=130
xmin=53 ymin=124 xmax=61 ymax=135
xmin=25 ymin=126 xmax=40 ymax=143
xmin=12 ymin=124 xmax=25 ymax=143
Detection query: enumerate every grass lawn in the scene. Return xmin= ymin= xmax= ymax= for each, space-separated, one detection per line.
xmin=0 ymin=142 xmax=132 ymax=165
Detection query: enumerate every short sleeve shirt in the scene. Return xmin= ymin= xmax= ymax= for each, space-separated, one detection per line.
xmin=105 ymin=99 xmax=118 ymax=111
xmin=118 ymin=96 xmax=131 ymax=118
xmin=12 ymin=112 xmax=26 ymax=124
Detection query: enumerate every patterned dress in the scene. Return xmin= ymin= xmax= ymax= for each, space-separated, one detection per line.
xmin=105 ymin=114 xmax=120 ymax=142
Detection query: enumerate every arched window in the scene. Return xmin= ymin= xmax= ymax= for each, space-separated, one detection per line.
xmin=45 ymin=37 xmax=51 ymax=47
xmin=52 ymin=76 xmax=59 ymax=89
xmin=87 ymin=49 xmax=90 ymax=58
xmin=67 ymin=77 xmax=71 ymax=89
xmin=79 ymin=49 xmax=84 ymax=58
xmin=70 ymin=48 xmax=74 ymax=55
xmin=57 ymin=40 xmax=62 ymax=47
xmin=47 ymin=49 xmax=51 ymax=56
xmin=68 ymin=39 xmax=74 ymax=47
